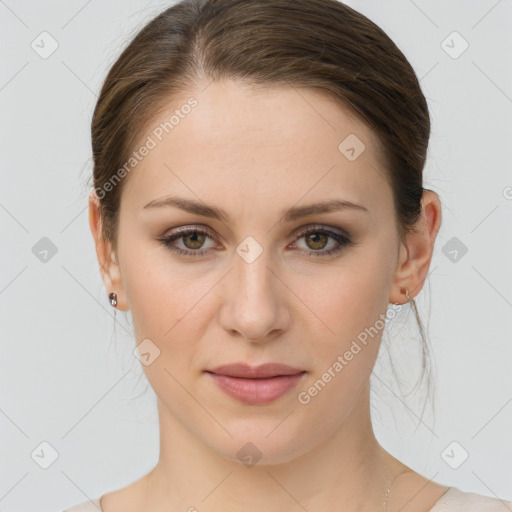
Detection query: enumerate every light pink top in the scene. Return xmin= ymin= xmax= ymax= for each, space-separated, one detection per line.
xmin=60 ymin=487 xmax=512 ymax=511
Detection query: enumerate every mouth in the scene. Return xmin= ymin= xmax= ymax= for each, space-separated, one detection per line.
xmin=205 ymin=363 xmax=307 ymax=405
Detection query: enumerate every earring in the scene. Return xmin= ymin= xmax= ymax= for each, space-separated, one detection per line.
xmin=108 ymin=292 xmax=118 ymax=307
xmin=400 ymin=288 xmax=410 ymax=303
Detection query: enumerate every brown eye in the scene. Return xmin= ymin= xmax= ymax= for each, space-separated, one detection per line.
xmin=304 ymin=231 xmax=329 ymax=251
xmin=293 ymin=226 xmax=352 ymax=258
xmin=182 ymin=231 xmax=207 ymax=250
xmin=158 ymin=227 xmax=217 ymax=257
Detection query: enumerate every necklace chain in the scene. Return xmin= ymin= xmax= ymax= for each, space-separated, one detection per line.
xmin=383 ymin=469 xmax=412 ymax=511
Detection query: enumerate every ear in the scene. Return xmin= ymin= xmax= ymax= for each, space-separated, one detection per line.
xmin=389 ymin=189 xmax=442 ymax=305
xmin=88 ymin=192 xmax=129 ymax=311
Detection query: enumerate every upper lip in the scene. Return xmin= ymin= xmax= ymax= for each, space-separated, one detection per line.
xmin=207 ymin=363 xmax=305 ymax=379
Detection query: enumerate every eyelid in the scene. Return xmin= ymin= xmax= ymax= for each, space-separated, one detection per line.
xmin=163 ymin=224 xmax=219 ymax=241
xmin=291 ymin=223 xmax=348 ymax=238
xmin=162 ymin=223 xmax=348 ymax=243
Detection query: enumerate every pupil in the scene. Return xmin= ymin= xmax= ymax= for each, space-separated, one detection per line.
xmin=308 ymin=233 xmax=326 ymax=249
xmin=185 ymin=232 xmax=204 ymax=249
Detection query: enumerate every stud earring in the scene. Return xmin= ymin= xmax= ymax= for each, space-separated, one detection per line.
xmin=400 ymin=287 xmax=410 ymax=302
xmin=108 ymin=292 xmax=118 ymax=307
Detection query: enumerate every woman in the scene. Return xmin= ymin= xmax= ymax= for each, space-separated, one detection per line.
xmin=62 ymin=0 xmax=511 ymax=510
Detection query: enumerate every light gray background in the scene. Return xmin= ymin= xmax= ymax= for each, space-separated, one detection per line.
xmin=1 ymin=1 xmax=511 ymax=510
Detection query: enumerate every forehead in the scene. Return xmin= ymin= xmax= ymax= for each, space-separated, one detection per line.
xmin=122 ymin=79 xmax=392 ymax=219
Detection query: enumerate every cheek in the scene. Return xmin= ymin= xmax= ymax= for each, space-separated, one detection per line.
xmin=298 ymin=255 xmax=392 ymax=343
xmin=121 ymin=254 xmax=206 ymax=399
xmin=120 ymin=240 xmax=199 ymax=338
xmin=295 ymin=274 xmax=386 ymax=423
xmin=121 ymin=256 xmax=174 ymax=341
xmin=120 ymin=244 xmax=219 ymax=377
xmin=295 ymin=243 xmax=395 ymax=389
xmin=118 ymin=247 xmax=223 ymax=434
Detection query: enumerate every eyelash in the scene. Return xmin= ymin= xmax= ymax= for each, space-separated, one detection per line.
xmin=157 ymin=225 xmax=353 ymax=258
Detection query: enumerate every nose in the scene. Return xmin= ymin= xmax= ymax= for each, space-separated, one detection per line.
xmin=218 ymin=248 xmax=290 ymax=343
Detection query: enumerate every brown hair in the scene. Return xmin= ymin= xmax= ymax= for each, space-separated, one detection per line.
xmin=89 ymin=0 xmax=435 ymax=424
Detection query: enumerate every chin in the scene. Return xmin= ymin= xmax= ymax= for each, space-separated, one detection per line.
xmin=203 ymin=422 xmax=310 ymax=468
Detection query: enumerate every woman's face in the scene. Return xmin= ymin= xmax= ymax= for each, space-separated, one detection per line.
xmin=108 ymin=79 xmax=405 ymax=464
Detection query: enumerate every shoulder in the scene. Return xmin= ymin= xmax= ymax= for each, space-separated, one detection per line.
xmin=430 ymin=487 xmax=512 ymax=511
xmin=59 ymin=496 xmax=103 ymax=512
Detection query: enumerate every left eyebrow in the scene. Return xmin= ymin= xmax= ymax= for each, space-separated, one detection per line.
xmin=143 ymin=195 xmax=369 ymax=223
xmin=282 ymin=198 xmax=369 ymax=221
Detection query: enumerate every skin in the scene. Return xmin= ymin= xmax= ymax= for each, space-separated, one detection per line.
xmin=89 ymin=79 xmax=445 ymax=511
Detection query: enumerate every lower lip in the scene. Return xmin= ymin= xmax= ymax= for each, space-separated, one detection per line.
xmin=207 ymin=372 xmax=307 ymax=405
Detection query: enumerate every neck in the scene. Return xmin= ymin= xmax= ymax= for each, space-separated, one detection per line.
xmin=143 ymin=383 xmax=403 ymax=511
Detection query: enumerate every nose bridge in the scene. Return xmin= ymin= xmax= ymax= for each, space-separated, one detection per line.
xmin=234 ymin=235 xmax=277 ymax=303
xmin=223 ymin=236 xmax=286 ymax=340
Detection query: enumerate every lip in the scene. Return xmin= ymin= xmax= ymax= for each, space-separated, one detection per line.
xmin=208 ymin=363 xmax=305 ymax=379
xmin=205 ymin=363 xmax=307 ymax=405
